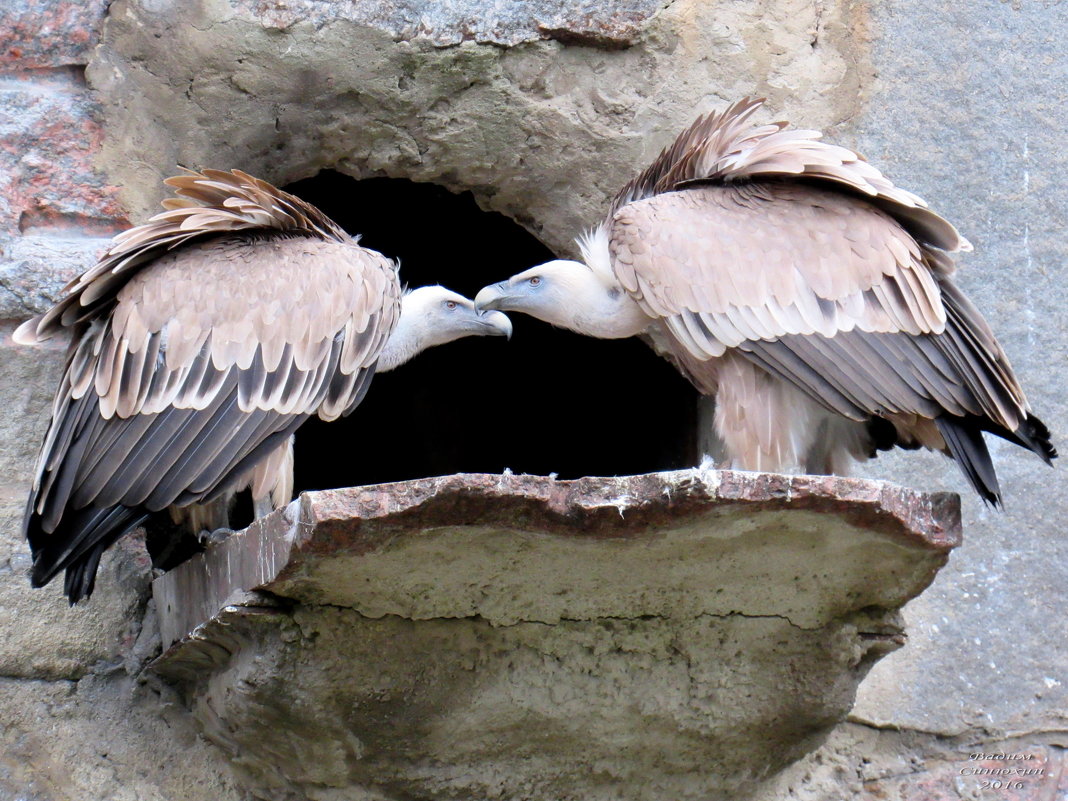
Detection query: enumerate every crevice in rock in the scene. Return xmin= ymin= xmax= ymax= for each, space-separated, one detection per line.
xmin=293 ymin=603 xmax=823 ymax=632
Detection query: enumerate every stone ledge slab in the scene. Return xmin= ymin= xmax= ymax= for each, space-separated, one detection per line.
xmin=154 ymin=469 xmax=961 ymax=650
xmin=148 ymin=470 xmax=960 ymax=800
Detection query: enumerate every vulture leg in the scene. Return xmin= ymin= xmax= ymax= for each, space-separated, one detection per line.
xmin=803 ymin=415 xmax=877 ymax=476
xmin=167 ymin=434 xmax=295 ymax=537
xmin=169 ymin=494 xmax=235 ymax=536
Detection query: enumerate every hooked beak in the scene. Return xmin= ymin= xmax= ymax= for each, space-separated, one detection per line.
xmin=478 ymin=308 xmax=512 ymax=340
xmin=474 ymin=281 xmax=512 ymax=312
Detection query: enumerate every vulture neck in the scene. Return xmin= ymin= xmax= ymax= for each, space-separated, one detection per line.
xmin=375 ymin=291 xmax=464 ymax=373
xmin=553 ymin=263 xmax=650 ymax=339
xmin=376 ymin=300 xmax=431 ymax=373
xmin=561 ymin=228 xmax=649 ymax=339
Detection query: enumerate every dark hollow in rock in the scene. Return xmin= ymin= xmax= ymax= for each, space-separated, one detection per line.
xmin=283 ymin=172 xmax=700 ymax=491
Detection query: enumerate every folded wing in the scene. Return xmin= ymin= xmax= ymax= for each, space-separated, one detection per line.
xmin=603 ymin=100 xmax=1051 ymax=503
xmin=18 ymin=170 xmax=400 ymax=601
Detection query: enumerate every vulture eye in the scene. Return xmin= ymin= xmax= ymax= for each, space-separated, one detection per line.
xmin=528 ymin=276 xmax=541 ymax=286
xmin=444 ymin=300 xmax=458 ymax=310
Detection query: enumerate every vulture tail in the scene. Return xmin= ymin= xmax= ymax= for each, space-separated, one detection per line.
xmin=28 ymin=503 xmax=148 ymax=604
xmin=1006 ymin=412 xmax=1057 ymax=465
xmin=934 ymin=416 xmax=1001 ymax=507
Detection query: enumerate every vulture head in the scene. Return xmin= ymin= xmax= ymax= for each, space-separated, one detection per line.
xmin=474 ymin=248 xmax=649 ymax=340
xmin=378 ymin=285 xmax=512 ymax=372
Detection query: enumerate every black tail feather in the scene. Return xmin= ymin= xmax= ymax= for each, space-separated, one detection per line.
xmin=1009 ymin=413 xmax=1057 ymax=465
xmin=29 ymin=504 xmax=148 ymax=604
xmin=935 ymin=416 xmax=1002 ymax=507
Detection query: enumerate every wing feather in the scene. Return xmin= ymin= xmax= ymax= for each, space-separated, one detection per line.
xmin=607 ymin=173 xmax=1031 ymax=441
xmin=606 ymin=97 xmax=968 ymax=254
xmin=610 ymin=183 xmax=947 ymax=343
xmin=20 ymin=172 xmax=402 ymax=600
xmin=14 ymin=169 xmax=354 ymax=347
xmin=593 ymin=99 xmax=1049 ymax=498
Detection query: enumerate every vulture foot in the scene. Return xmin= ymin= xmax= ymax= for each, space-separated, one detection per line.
xmin=199 ymin=527 xmax=235 ymax=548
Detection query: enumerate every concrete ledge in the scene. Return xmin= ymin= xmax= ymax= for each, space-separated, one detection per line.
xmin=150 ymin=470 xmax=960 ymax=800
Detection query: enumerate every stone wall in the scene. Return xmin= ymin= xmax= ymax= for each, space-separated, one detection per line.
xmin=0 ymin=1 xmax=1065 ymax=799
xmin=0 ymin=3 xmax=242 ymax=798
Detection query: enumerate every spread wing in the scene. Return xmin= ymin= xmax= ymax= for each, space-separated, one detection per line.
xmin=18 ymin=170 xmax=400 ymax=601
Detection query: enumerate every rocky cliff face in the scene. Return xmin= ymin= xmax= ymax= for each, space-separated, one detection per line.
xmin=1 ymin=1 xmax=1066 ymax=799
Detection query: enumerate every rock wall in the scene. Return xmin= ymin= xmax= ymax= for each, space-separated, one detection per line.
xmin=0 ymin=0 xmax=1065 ymax=799
xmin=0 ymin=3 xmax=244 ymax=798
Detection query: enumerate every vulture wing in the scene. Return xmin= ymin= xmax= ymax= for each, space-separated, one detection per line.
xmin=607 ymin=97 xmax=968 ymax=255
xmin=17 ymin=170 xmax=400 ymax=601
xmin=605 ymin=100 xmax=1052 ymax=503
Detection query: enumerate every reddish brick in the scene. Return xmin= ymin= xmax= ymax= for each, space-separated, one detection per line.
xmin=0 ymin=79 xmax=126 ymax=237
xmin=0 ymin=47 xmax=126 ymax=316
xmin=0 ymin=0 xmax=109 ymax=69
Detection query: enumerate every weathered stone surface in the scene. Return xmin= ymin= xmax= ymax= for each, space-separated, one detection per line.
xmin=751 ymin=723 xmax=1068 ymax=801
xmin=839 ymin=0 xmax=1068 ymax=742
xmin=152 ymin=471 xmax=958 ymax=800
xmin=0 ymin=0 xmax=109 ymax=69
xmin=155 ymin=470 xmax=959 ymax=647
xmin=0 ymin=73 xmax=125 ymax=232
xmin=0 ymin=671 xmax=242 ymax=800
xmin=0 ymin=324 xmax=65 ymax=478
xmin=0 ymin=329 xmax=156 ymax=680
xmin=230 ymin=0 xmax=664 ymax=47
xmin=88 ymin=0 xmax=869 ymax=256
xmin=0 ymin=233 xmax=112 ymax=318
xmin=0 ymin=62 xmax=126 ymax=319
xmin=0 ymin=494 xmax=151 ymax=681
xmin=0 ymin=330 xmax=237 ymax=794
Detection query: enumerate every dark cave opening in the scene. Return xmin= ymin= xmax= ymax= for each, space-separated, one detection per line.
xmin=281 ymin=171 xmax=699 ymax=493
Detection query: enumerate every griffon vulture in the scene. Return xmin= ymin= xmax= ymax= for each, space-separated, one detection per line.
xmin=476 ymin=97 xmax=1054 ymax=502
xmin=16 ymin=169 xmax=511 ymax=603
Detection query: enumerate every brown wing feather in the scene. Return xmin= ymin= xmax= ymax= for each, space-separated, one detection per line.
xmin=607 ymin=97 xmax=967 ymax=255
xmin=608 ymin=181 xmax=1032 ymax=437
xmin=14 ymin=169 xmax=354 ymax=345
xmin=21 ymin=171 xmax=401 ymax=602
xmin=612 ymin=184 xmax=948 ymax=342
xmin=598 ymin=100 xmax=1050 ymax=501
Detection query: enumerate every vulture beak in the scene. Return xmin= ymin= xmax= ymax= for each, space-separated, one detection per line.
xmin=478 ymin=308 xmax=513 ymax=339
xmin=474 ymin=281 xmax=512 ymax=312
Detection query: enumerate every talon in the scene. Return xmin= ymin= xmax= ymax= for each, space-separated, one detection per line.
xmin=199 ymin=527 xmax=234 ymax=547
